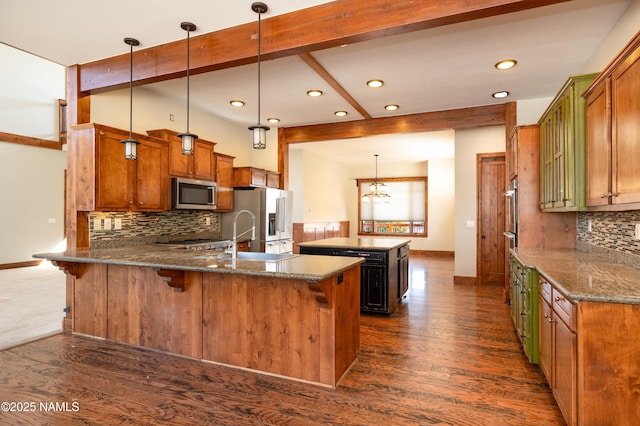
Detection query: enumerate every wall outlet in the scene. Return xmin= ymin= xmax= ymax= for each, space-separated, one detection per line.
xmin=635 ymin=223 xmax=640 ymax=240
xmin=94 ymin=219 xmax=101 ymax=230
xmin=587 ymin=220 xmax=592 ymax=233
xmin=114 ymin=218 xmax=122 ymax=230
xmin=205 ymin=217 xmax=211 ymax=226
xmin=104 ymin=218 xmax=112 ymax=230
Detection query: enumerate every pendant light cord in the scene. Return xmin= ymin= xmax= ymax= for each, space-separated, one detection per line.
xmin=186 ymin=29 xmax=191 ymax=133
xmin=128 ymin=43 xmax=133 ymax=139
xmin=257 ymin=10 xmax=262 ymax=126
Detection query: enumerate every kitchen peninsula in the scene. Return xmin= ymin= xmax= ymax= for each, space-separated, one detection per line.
xmin=298 ymin=237 xmax=410 ymax=315
xmin=33 ymin=245 xmax=363 ymax=388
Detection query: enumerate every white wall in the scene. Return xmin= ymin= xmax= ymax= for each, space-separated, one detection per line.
xmin=454 ymin=126 xmax=506 ymax=278
xmin=581 ymin=0 xmax=640 ymax=73
xmin=90 ymin=87 xmax=254 ymax=165
xmin=0 ymin=44 xmax=66 ymax=264
xmin=288 ymin=149 xmax=355 ymax=223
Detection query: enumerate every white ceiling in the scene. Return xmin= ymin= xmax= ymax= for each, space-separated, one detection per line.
xmin=1 ymin=0 xmax=632 ymax=166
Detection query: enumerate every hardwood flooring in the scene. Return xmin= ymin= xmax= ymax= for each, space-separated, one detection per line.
xmin=0 ymin=257 xmax=564 ymax=425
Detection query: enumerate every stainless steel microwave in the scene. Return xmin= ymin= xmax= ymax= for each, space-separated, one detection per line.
xmin=171 ymin=177 xmax=217 ymax=210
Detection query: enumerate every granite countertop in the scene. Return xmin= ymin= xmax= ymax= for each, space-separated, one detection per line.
xmin=513 ymin=248 xmax=640 ymax=305
xmin=33 ymin=245 xmax=363 ymax=282
xmin=298 ymin=237 xmax=410 ymax=251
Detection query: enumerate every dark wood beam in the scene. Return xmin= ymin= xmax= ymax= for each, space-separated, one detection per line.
xmin=299 ymin=53 xmax=372 ymax=119
xmin=77 ymin=0 xmax=569 ymax=93
xmin=280 ymin=104 xmax=507 ymax=144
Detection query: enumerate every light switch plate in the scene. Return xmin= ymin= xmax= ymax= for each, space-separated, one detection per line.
xmin=635 ymin=223 xmax=640 ymax=240
xmin=104 ymin=218 xmax=112 ymax=230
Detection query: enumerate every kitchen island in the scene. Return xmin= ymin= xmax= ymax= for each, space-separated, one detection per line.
xmin=33 ymin=245 xmax=363 ymax=388
xmin=298 ymin=237 xmax=410 ymax=315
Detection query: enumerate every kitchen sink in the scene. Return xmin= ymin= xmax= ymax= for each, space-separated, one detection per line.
xmin=236 ymin=252 xmax=298 ymax=262
xmin=193 ymin=252 xmax=298 ymax=262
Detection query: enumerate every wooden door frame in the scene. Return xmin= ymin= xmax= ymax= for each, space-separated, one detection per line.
xmin=476 ymin=152 xmax=506 ymax=286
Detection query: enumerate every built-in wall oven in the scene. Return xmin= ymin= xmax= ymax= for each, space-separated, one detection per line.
xmin=504 ymin=180 xmax=518 ymax=249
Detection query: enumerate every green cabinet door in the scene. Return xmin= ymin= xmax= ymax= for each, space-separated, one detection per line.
xmin=539 ymin=74 xmax=598 ymax=212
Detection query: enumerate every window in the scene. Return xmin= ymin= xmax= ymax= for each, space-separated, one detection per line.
xmin=357 ymin=177 xmax=427 ymax=237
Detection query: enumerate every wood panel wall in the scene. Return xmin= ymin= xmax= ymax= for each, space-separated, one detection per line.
xmin=292 ymin=221 xmax=350 ymax=254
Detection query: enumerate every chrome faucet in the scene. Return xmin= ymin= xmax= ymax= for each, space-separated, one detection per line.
xmin=229 ymin=209 xmax=256 ymax=259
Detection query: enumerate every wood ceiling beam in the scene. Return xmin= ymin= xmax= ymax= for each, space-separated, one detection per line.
xmin=280 ymin=104 xmax=507 ymax=144
xmin=299 ymin=52 xmax=372 ymax=120
xmin=77 ymin=0 xmax=569 ymax=94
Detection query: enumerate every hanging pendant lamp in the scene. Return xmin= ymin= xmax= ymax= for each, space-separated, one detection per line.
xmin=178 ymin=22 xmax=198 ymax=155
xmin=121 ymin=37 xmax=141 ymax=160
xmin=362 ymin=154 xmax=391 ymax=203
xmin=248 ymin=2 xmax=269 ymax=149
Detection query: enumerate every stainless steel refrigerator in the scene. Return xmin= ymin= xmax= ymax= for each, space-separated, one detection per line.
xmin=221 ymin=187 xmax=293 ymax=254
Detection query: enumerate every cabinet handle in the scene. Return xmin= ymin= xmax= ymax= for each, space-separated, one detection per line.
xmin=601 ymin=192 xmax=619 ymax=198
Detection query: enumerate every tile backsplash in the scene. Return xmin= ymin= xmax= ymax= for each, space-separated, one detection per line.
xmin=89 ymin=211 xmax=222 ymax=248
xmin=577 ymin=210 xmax=640 ymax=268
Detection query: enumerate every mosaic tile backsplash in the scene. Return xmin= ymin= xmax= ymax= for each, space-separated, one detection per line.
xmin=89 ymin=211 xmax=222 ymax=249
xmin=577 ymin=210 xmax=640 ymax=269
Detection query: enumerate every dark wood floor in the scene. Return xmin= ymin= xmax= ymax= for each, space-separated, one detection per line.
xmin=0 ymin=257 xmax=565 ymax=425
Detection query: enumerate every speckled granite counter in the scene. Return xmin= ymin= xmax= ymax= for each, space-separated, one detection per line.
xmin=512 ymin=248 xmax=640 ymax=304
xmin=33 ymin=244 xmax=363 ymax=282
xmin=298 ymin=237 xmax=410 ymax=251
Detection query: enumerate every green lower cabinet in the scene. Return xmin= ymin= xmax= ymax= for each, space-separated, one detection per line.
xmin=509 ymin=254 xmax=539 ymax=364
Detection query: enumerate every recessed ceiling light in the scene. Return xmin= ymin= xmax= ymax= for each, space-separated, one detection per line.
xmin=267 ymin=117 xmax=280 ymax=124
xmin=385 ymin=104 xmax=399 ymax=111
xmin=229 ymin=100 xmax=245 ymax=107
xmin=367 ymin=79 xmax=384 ymax=88
xmin=492 ymin=91 xmax=510 ymax=99
xmin=495 ymin=59 xmax=517 ymax=70
xmin=307 ymin=89 xmax=323 ymax=97
xmin=335 ymin=111 xmax=348 ymax=117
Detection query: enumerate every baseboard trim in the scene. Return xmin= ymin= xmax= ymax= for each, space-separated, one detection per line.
xmin=454 ymin=276 xmax=477 ymax=285
xmin=0 ymin=260 xmax=42 ymax=270
xmin=410 ymin=250 xmax=454 ymax=258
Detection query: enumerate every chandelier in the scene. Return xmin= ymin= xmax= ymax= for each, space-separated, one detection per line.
xmin=362 ymin=154 xmax=390 ymax=203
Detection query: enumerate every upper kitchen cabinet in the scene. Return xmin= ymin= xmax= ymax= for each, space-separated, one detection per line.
xmin=233 ymin=167 xmax=281 ymax=189
xmin=146 ymin=129 xmax=216 ymax=181
xmin=73 ymin=123 xmax=169 ymax=212
xmin=538 ymin=73 xmax=597 ymax=212
xmin=584 ymin=31 xmax=640 ymax=210
xmin=213 ymin=153 xmax=235 ymax=212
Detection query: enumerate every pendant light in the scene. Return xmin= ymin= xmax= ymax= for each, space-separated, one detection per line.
xmin=178 ymin=22 xmax=198 ymax=155
xmin=121 ymin=37 xmax=140 ymax=160
xmin=362 ymin=154 xmax=391 ymax=203
xmin=248 ymin=2 xmax=269 ymax=149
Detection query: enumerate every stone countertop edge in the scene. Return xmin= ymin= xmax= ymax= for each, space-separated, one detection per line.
xmin=510 ymin=248 xmax=640 ymax=305
xmin=33 ymin=246 xmax=364 ymax=283
xmin=298 ymin=237 xmax=411 ymax=250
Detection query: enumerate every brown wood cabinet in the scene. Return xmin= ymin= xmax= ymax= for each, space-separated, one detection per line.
xmin=267 ymin=170 xmax=281 ymax=188
xmin=73 ymin=123 xmax=169 ymax=211
xmin=539 ymin=276 xmax=577 ymax=425
xmin=234 ymin=166 xmax=267 ymax=187
xmin=584 ymin=30 xmax=640 ymax=210
xmin=213 ymin=153 xmax=234 ymax=212
xmin=233 ymin=166 xmax=281 ymax=188
xmin=146 ymin=129 xmax=216 ymax=181
xmin=539 ymin=274 xmax=640 ymax=425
